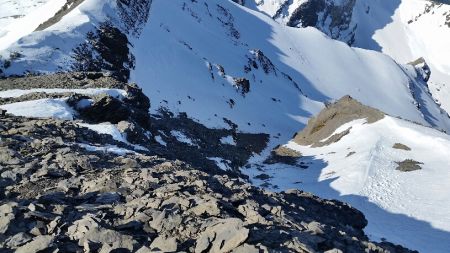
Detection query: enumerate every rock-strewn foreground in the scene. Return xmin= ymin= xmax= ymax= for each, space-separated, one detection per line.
xmin=0 ymin=73 xmax=415 ymax=252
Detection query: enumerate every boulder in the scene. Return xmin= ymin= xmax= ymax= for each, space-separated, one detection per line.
xmin=0 ymin=213 xmax=14 ymax=233
xmin=190 ymin=199 xmax=220 ymax=216
xmin=0 ymin=147 xmax=21 ymax=165
xmin=195 ymin=218 xmax=249 ymax=253
xmin=237 ymin=200 xmax=270 ymax=225
xmin=5 ymin=232 xmax=33 ymax=248
xmin=15 ymin=235 xmax=54 ymax=253
xmin=80 ymin=94 xmax=130 ymax=123
xmin=150 ymin=235 xmax=178 ymax=252
xmin=232 ymin=244 xmax=260 ymax=253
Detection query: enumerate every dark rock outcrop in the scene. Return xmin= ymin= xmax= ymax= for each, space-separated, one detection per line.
xmin=71 ymin=22 xmax=135 ymax=82
xmin=278 ymin=0 xmax=357 ymax=45
xmin=396 ymin=159 xmax=423 ymax=172
xmin=77 ymin=93 xmax=131 ymax=123
xmin=66 ymin=83 xmax=151 ymax=129
xmin=232 ymin=0 xmax=245 ymax=6
xmin=233 ymin=78 xmax=250 ymax=95
xmin=265 ymin=145 xmax=302 ymax=165
xmin=117 ymin=0 xmax=153 ymax=37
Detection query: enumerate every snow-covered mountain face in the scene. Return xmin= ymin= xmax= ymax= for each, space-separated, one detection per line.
xmin=249 ymin=0 xmax=450 ymax=114
xmin=1 ymin=0 xmax=449 ymax=139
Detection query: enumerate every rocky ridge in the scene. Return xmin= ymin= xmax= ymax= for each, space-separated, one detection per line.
xmin=293 ymin=95 xmax=385 ymax=147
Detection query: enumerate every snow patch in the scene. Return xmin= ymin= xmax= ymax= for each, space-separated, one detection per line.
xmin=155 ymin=135 xmax=167 ymax=146
xmin=170 ymin=130 xmax=196 ymax=146
xmin=0 ymin=98 xmax=75 ymax=120
xmin=77 ymin=122 xmax=149 ymax=152
xmin=220 ymin=135 xmax=236 ymax=145
xmin=77 ymin=122 xmax=127 ymax=143
xmin=207 ymin=157 xmax=232 ymax=171
xmin=76 ymin=143 xmax=137 ymax=156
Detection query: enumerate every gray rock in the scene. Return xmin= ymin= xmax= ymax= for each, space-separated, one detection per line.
xmin=81 ymin=227 xmax=135 ymax=250
xmin=5 ymin=232 xmax=32 ymax=248
xmin=232 ymin=243 xmax=260 ymax=253
xmin=307 ymin=221 xmax=324 ymax=235
xmin=396 ymin=159 xmax=423 ymax=172
xmin=238 ymin=200 xmax=270 ymax=225
xmin=136 ymin=246 xmax=152 ymax=253
xmin=95 ymin=192 xmax=122 ymax=204
xmin=0 ymin=202 xmax=15 ymax=215
xmin=117 ymin=121 xmax=147 ymax=144
xmin=0 ymin=147 xmax=21 ymax=165
xmin=0 ymin=213 xmax=14 ymax=233
xmin=29 ymin=221 xmax=47 ymax=236
xmin=195 ymin=218 xmax=249 ymax=253
xmin=15 ymin=235 xmax=54 ymax=253
xmin=149 ymin=210 xmax=182 ymax=232
xmin=150 ymin=235 xmax=178 ymax=252
xmin=190 ymin=199 xmax=220 ymax=216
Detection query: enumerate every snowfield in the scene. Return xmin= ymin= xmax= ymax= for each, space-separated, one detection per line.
xmin=246 ymin=115 xmax=450 ymax=253
xmin=0 ymin=87 xmax=126 ymax=120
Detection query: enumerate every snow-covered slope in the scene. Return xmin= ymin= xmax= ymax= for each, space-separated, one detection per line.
xmin=0 ymin=0 xmax=149 ymax=78
xmin=132 ymin=0 xmax=450 ymax=139
xmin=284 ymin=116 xmax=450 ymax=253
xmin=249 ymin=0 xmax=450 ymax=114
xmin=246 ymin=97 xmax=450 ymax=253
xmin=0 ymin=0 xmax=69 ymax=51
xmin=369 ymin=0 xmax=450 ymax=115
